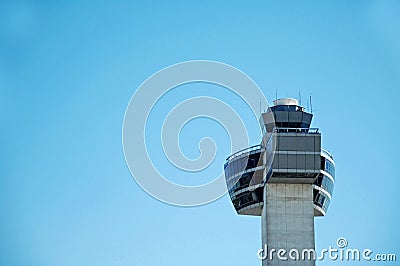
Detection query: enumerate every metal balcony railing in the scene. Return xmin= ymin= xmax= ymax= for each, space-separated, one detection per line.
xmin=274 ymin=127 xmax=319 ymax=133
xmin=226 ymin=144 xmax=262 ymax=162
xmin=321 ymin=148 xmax=334 ymax=160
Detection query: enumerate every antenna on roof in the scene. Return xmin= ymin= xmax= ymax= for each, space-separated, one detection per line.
xmin=298 ymin=92 xmax=302 ymax=106
xmin=275 ymin=90 xmax=278 ymax=103
xmin=309 ymin=93 xmax=313 ymax=114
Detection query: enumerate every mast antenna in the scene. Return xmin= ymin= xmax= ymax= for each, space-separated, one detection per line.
xmin=299 ymin=92 xmax=302 ymax=106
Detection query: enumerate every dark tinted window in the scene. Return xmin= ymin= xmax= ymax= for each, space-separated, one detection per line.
xmin=325 ymin=160 xmax=335 ymax=178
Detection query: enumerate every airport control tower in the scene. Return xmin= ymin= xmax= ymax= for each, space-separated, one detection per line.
xmin=224 ymin=98 xmax=335 ymax=266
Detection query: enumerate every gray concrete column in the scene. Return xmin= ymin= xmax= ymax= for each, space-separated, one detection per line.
xmin=261 ymin=183 xmax=315 ymax=266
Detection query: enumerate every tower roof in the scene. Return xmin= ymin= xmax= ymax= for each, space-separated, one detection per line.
xmin=273 ymin=98 xmax=299 ymax=106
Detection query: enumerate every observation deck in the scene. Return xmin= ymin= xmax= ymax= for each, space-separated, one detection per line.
xmin=224 ymin=143 xmax=335 ymax=216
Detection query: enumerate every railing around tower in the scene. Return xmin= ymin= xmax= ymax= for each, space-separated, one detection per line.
xmin=321 ymin=148 xmax=334 ymax=160
xmin=273 ymin=127 xmax=319 ymax=134
xmin=226 ymin=144 xmax=263 ymax=162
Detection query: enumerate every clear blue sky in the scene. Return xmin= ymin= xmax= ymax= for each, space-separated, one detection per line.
xmin=1 ymin=1 xmax=400 ymax=265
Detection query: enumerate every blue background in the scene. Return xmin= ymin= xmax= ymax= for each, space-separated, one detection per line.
xmin=1 ymin=1 xmax=399 ymax=265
